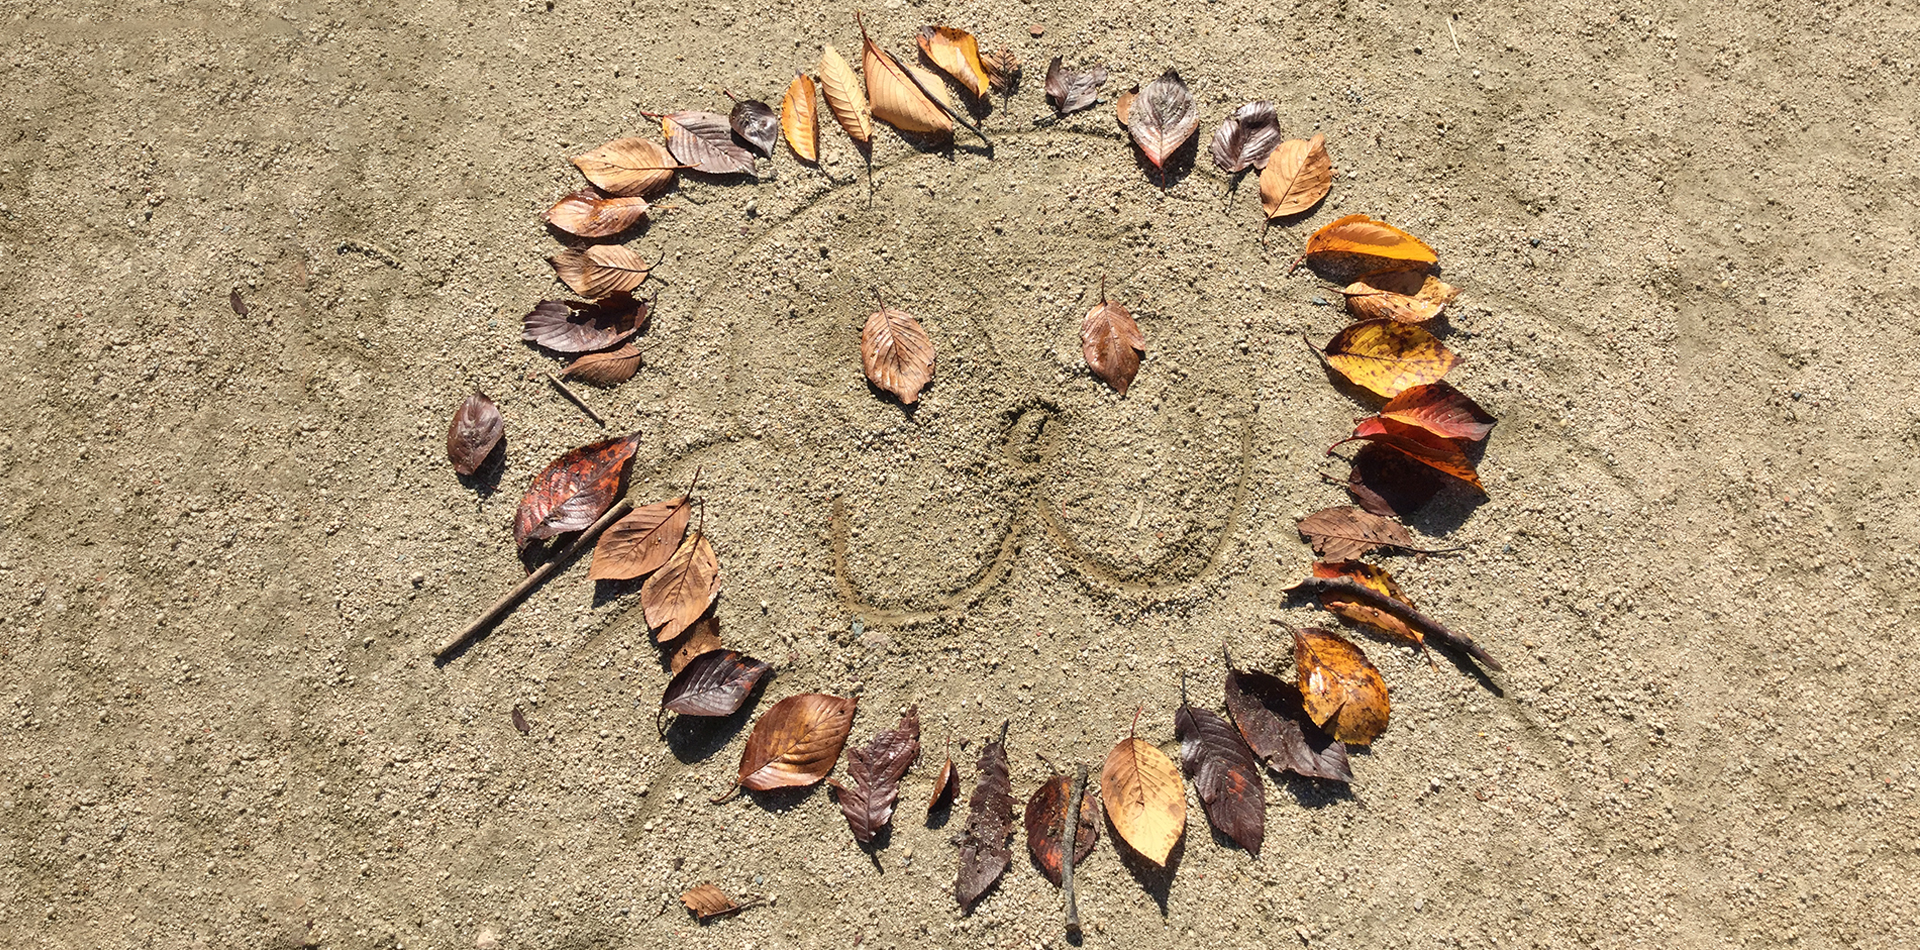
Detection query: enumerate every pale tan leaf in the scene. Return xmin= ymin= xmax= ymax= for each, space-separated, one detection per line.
xmin=560 ymin=344 xmax=643 ymax=387
xmin=1259 ymin=134 xmax=1334 ymax=219
xmin=1081 ymin=298 xmax=1145 ymax=395
xmin=571 ymin=137 xmax=677 ymax=197
xmin=916 ymin=26 xmax=989 ymax=98
xmin=1100 ymin=736 xmax=1185 ymax=866
xmin=543 ymin=188 xmax=650 ymax=238
xmin=818 ymin=45 xmax=873 ymax=145
xmin=864 ymin=28 xmax=951 ymax=136
xmin=640 ymin=530 xmax=720 ymax=642
xmin=861 ymin=306 xmax=935 ymax=404
xmin=548 ymin=245 xmax=653 ymax=298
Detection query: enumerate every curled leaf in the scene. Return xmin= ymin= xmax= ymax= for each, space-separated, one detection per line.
xmin=1296 ymin=505 xmax=1418 ymax=561
xmin=1114 ymin=86 xmax=1137 ymax=126
xmin=917 ymin=26 xmax=989 ymax=98
xmin=1043 ymin=57 xmax=1107 ymax=115
xmin=780 ymin=72 xmax=820 ymax=163
xmin=953 ymin=727 xmax=1013 ymax=911
xmin=680 ymin=884 xmax=739 ymax=920
xmin=659 ymin=649 xmax=772 ymax=725
xmin=662 ymin=110 xmax=756 ymax=176
xmin=1175 ymin=704 xmax=1264 ymax=856
xmin=1024 ymin=773 xmax=1098 ymax=886
xmin=522 ymin=295 xmax=646 ymax=353
xmin=1298 ymin=213 xmax=1438 ymax=275
xmin=1311 ymin=560 xmax=1422 ymax=645
xmin=549 ymin=245 xmax=653 ymax=298
xmin=542 ymin=188 xmax=650 ymax=239
xmin=513 ymin=433 xmax=640 ymax=551
xmin=927 ymin=755 xmax=958 ymax=816
xmin=1336 ymin=417 xmax=1484 ymax=492
xmin=589 ymin=494 xmax=692 ymax=581
xmin=818 ymin=45 xmax=873 ymax=145
xmin=1372 ymin=380 xmax=1495 ymax=441
xmin=1343 ymin=442 xmax=1448 ymax=518
xmin=1210 ymin=100 xmax=1282 ymax=173
xmin=1294 ymin=627 xmax=1391 ymax=745
xmin=861 ymin=305 xmax=936 ymax=404
xmin=831 ymin=707 xmax=922 ymax=844
xmin=1126 ymin=69 xmax=1198 ymax=171
xmin=1081 ymin=294 xmax=1145 ymax=395
xmin=729 ymin=98 xmax=779 ymax=157
xmin=1222 ymin=666 xmax=1352 ymax=783
xmin=561 ymin=344 xmax=643 ymax=388
xmin=571 ymin=137 xmax=678 ymax=197
xmin=863 ymin=26 xmax=951 ymax=137
xmin=1341 ymin=267 xmax=1462 ymax=324
xmin=1100 ymin=735 xmax=1185 ymax=866
xmin=446 ymin=392 xmax=503 ymax=477
xmin=640 ymin=529 xmax=721 ymax=642
xmin=1259 ymin=134 xmax=1334 ymax=218
xmin=982 ymin=47 xmax=1021 ymax=96
xmin=1309 ymin=319 xmax=1459 ymax=398
xmin=734 ymin=693 xmax=857 ymax=792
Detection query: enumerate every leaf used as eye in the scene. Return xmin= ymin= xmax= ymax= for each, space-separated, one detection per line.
xmin=640 ymin=529 xmax=721 ymax=642
xmin=1175 ymin=703 xmax=1264 ymax=855
xmin=1260 ymin=134 xmax=1334 ymax=219
xmin=831 ymin=707 xmax=922 ymax=844
xmin=1296 ymin=505 xmax=1418 ymax=561
xmin=1210 ymin=100 xmax=1282 ymax=173
xmin=982 ymin=46 xmax=1021 ymax=96
xmin=780 ymin=72 xmax=820 ymax=163
xmin=542 ymin=187 xmax=651 ymax=239
xmin=549 ymin=245 xmax=654 ymax=298
xmin=953 ymin=726 xmax=1013 ymax=911
xmin=734 ymin=693 xmax=857 ymax=793
xmin=818 ymin=45 xmax=873 ymax=145
xmin=1222 ymin=665 xmax=1352 ymax=783
xmin=1341 ymin=266 xmax=1462 ymax=324
xmin=571 ymin=137 xmax=678 ymax=197
xmin=862 ymin=305 xmax=936 ymax=404
xmin=658 ymin=649 xmax=771 ymax=725
xmin=1043 ymin=57 xmax=1107 ymax=115
xmin=1311 ymin=559 xmax=1423 ymax=646
xmin=1024 ymin=773 xmax=1098 ymax=886
xmin=522 ymin=295 xmax=647 ymax=353
xmin=680 ymin=883 xmax=740 ymax=921
xmin=589 ymin=493 xmax=692 ymax=581
xmin=1126 ymin=69 xmax=1198 ymax=171
xmin=729 ymin=98 xmax=779 ymax=157
xmin=917 ymin=26 xmax=989 ymax=98
xmin=446 ymin=392 xmax=503 ymax=477
xmin=661 ymin=110 xmax=757 ymax=175
xmin=1294 ymin=626 xmax=1391 ymax=745
xmin=1297 ymin=213 xmax=1438 ymax=277
xmin=1333 ymin=417 xmax=1484 ymax=492
xmin=513 ymin=433 xmax=640 ymax=551
xmin=1100 ymin=733 xmax=1185 ymax=866
xmin=1081 ymin=293 xmax=1145 ymax=395
xmin=1308 ymin=319 xmax=1459 ymax=398
xmin=560 ymin=344 xmax=643 ymax=388
xmin=863 ymin=24 xmax=952 ymax=136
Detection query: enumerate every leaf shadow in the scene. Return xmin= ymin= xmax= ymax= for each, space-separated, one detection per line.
xmin=1102 ymin=811 xmax=1182 ymax=916
xmin=742 ymin=782 xmax=823 ymax=812
xmin=1399 ymin=483 xmax=1489 ymax=538
xmin=863 ymin=378 xmax=927 ymax=419
xmin=662 ymin=699 xmax=757 ymax=764
xmin=591 ymin=575 xmax=646 ymax=609
xmin=1274 ymin=769 xmax=1358 ymax=808
xmin=1128 ymin=130 xmax=1200 ymax=192
xmin=455 ymin=438 xmax=507 ymax=498
xmin=925 ymin=797 xmax=954 ymax=830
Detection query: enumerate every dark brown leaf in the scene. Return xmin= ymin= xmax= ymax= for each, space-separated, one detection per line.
xmin=1126 ymin=70 xmax=1198 ymax=170
xmin=659 ymin=649 xmax=771 ymax=726
xmin=542 ymin=187 xmax=651 ymax=238
xmin=734 ymin=693 xmax=857 ymax=792
xmin=1081 ymin=294 xmax=1145 ymax=395
xmin=589 ymin=494 xmax=692 ymax=581
xmin=831 ymin=707 xmax=922 ymax=844
xmin=446 ymin=392 xmax=503 ymax=476
xmin=927 ymin=756 xmax=958 ymax=816
xmin=640 ymin=530 xmax=721 ymax=642
xmin=228 ymin=288 xmax=248 ymax=316
xmin=1209 ymin=100 xmax=1281 ymax=173
xmin=1023 ymin=773 xmax=1098 ymax=886
xmin=561 ymin=344 xmax=644 ymax=388
xmin=1222 ymin=666 xmax=1352 ymax=783
xmin=982 ymin=47 xmax=1021 ymax=96
xmin=510 ymin=705 xmax=531 ymax=735
xmin=729 ymin=99 xmax=780 ymax=156
xmin=861 ymin=305 xmax=935 ymax=404
xmin=512 ymin=433 xmax=639 ymax=551
xmin=662 ymin=110 xmax=756 ymax=176
xmin=1043 ymin=56 xmax=1107 ymax=115
xmin=1344 ymin=442 xmax=1447 ymax=518
xmin=953 ymin=727 xmax=1013 ymax=912
xmin=1296 ymin=505 xmax=1417 ymax=561
xmin=1175 ymin=704 xmax=1265 ymax=855
xmin=522 ymin=295 xmax=647 ymax=353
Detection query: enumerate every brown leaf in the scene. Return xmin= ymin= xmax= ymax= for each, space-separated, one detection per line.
xmin=1043 ymin=57 xmax=1107 ymax=115
xmin=863 ymin=25 xmax=952 ymax=137
xmin=560 ymin=344 xmax=643 ymax=388
xmin=734 ymin=693 xmax=857 ymax=792
xmin=927 ymin=756 xmax=958 ymax=816
xmin=1081 ymin=294 xmax=1145 ymax=395
xmin=1024 ymin=773 xmax=1098 ymax=886
xmin=831 ymin=707 xmax=922 ymax=844
xmin=511 ymin=705 xmax=531 ymax=735
xmin=662 ymin=110 xmax=756 ymax=175
xmin=818 ymin=45 xmax=873 ymax=145
xmin=1126 ymin=69 xmax=1198 ymax=171
xmin=1210 ymin=101 xmax=1282 ymax=174
xmin=780 ymin=72 xmax=820 ymax=163
xmin=543 ymin=187 xmax=650 ymax=239
xmin=1294 ymin=627 xmax=1391 ymax=745
xmin=1175 ymin=703 xmax=1265 ymax=855
xmin=1341 ymin=267 xmax=1462 ymax=324
xmin=589 ymin=494 xmax=692 ymax=581
xmin=953 ymin=726 xmax=1013 ymax=911
xmin=982 ymin=47 xmax=1021 ymax=96
xmin=512 ymin=433 xmax=639 ymax=551
xmin=680 ymin=883 xmax=739 ymax=920
xmin=1114 ymin=86 xmax=1137 ymax=126
xmin=522 ymin=295 xmax=647 ymax=353
xmin=666 ymin=612 xmax=724 ymax=673
xmin=228 ymin=288 xmax=248 ymax=316
xmin=1335 ymin=417 xmax=1484 ymax=492
xmin=1295 ymin=505 xmax=1417 ymax=561
xmin=1222 ymin=666 xmax=1351 ymax=783
xmin=917 ymin=26 xmax=989 ymax=98
xmin=640 ymin=530 xmax=721 ymax=642
xmin=1344 ymin=442 xmax=1447 ymax=518
xmin=1100 ymin=733 xmax=1185 ymax=866
xmin=549 ymin=245 xmax=654 ymax=298
xmin=1299 ymin=213 xmax=1438 ymax=274
xmin=861 ymin=305 xmax=935 ymax=404
xmin=1309 ymin=319 xmax=1459 ymax=398
xmin=1311 ymin=560 xmax=1422 ymax=645
xmin=571 ymin=137 xmax=678 ymax=197
xmin=446 ymin=392 xmax=503 ymax=477
xmin=659 ymin=648 xmax=771 ymax=724
xmin=1370 ymin=380 xmax=1495 ymax=441
xmin=1259 ymin=134 xmax=1334 ymax=219
xmin=729 ymin=98 xmax=779 ymax=157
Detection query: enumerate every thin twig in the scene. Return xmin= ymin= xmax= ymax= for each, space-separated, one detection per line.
xmin=547 ymin=372 xmax=605 ymax=426
xmin=436 ymin=499 xmax=633 ymax=661
xmin=1283 ymin=576 xmax=1503 ymax=671
xmin=1449 ymin=17 xmax=1462 ymax=56
xmin=1062 ymin=763 xmax=1087 ymax=937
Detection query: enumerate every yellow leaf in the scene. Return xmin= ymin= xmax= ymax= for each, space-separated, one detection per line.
xmin=1312 ymin=319 xmax=1458 ymax=398
xmin=916 ymin=26 xmax=989 ymax=98
xmin=818 ymin=45 xmax=872 ymax=145
xmin=1302 ymin=213 xmax=1438 ymax=266
xmin=780 ymin=72 xmax=820 ymax=163
xmin=1341 ymin=267 xmax=1462 ymax=324
xmin=1100 ymin=736 xmax=1185 ymax=865
xmin=1311 ymin=560 xmax=1422 ymax=645
xmin=1294 ymin=627 xmax=1391 ymax=745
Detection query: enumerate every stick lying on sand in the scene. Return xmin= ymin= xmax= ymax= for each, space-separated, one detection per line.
xmin=435 ymin=498 xmax=632 ymax=662
xmin=1283 ymin=576 xmax=1503 ymax=671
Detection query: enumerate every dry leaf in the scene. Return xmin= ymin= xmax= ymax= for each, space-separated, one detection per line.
xmin=1175 ymin=703 xmax=1264 ymax=856
xmin=661 ymin=110 xmax=756 ymax=175
xmin=831 ymin=707 xmax=922 ymax=844
xmin=513 ymin=434 xmax=639 ymax=551
xmin=927 ymin=755 xmax=958 ymax=816
xmin=780 ymin=73 xmax=820 ymax=163
xmin=1043 ymin=57 xmax=1107 ymax=115
xmin=561 ymin=344 xmax=643 ymax=388
xmin=1294 ymin=627 xmax=1391 ymax=745
xmin=982 ymin=47 xmax=1021 ymax=95
xmin=1081 ymin=291 xmax=1145 ymax=395
xmin=1101 ymin=733 xmax=1185 ymax=866
xmin=1341 ymin=267 xmax=1462 ymax=324
xmin=522 ymin=295 xmax=646 ymax=353
xmin=818 ymin=45 xmax=873 ymax=145
xmin=1024 ymin=773 xmax=1098 ymax=886
xmin=729 ymin=98 xmax=779 ymax=157
xmin=680 ymin=884 xmax=739 ymax=920
xmin=571 ymin=137 xmax=678 ymax=197
xmin=1335 ymin=417 xmax=1484 ymax=491
xmin=549 ymin=245 xmax=654 ymax=298
xmin=1126 ymin=69 xmax=1198 ymax=172
xmin=1372 ymin=380 xmax=1496 ymax=441
xmin=658 ymin=649 xmax=772 ymax=725
xmin=1210 ymin=101 xmax=1282 ymax=173
xmin=228 ymin=288 xmax=247 ymax=316
xmin=863 ymin=25 xmax=951 ymax=136
xmin=1309 ymin=320 xmax=1459 ymax=398
xmin=667 ymin=612 xmax=724 ymax=673
xmin=1311 ymin=560 xmax=1422 ymax=645
xmin=1344 ymin=442 xmax=1448 ymax=518
xmin=589 ymin=494 xmax=692 ymax=581
xmin=954 ymin=726 xmax=1013 ymax=911
xmin=734 ymin=693 xmax=857 ymax=792
xmin=446 ymin=392 xmax=503 ymax=477
xmin=511 ymin=705 xmax=531 ymax=735
xmin=640 ymin=530 xmax=721 ymax=642
xmin=861 ymin=305 xmax=935 ymax=404
xmin=1114 ymin=86 xmax=1137 ymax=126
xmin=1260 ymin=134 xmax=1334 ymax=219
xmin=1222 ymin=665 xmax=1351 ymax=783
xmin=917 ymin=26 xmax=989 ymax=98
xmin=1296 ymin=505 xmax=1417 ymax=561
xmin=542 ymin=187 xmax=650 ymax=239
xmin=1298 ymin=213 xmax=1438 ymax=274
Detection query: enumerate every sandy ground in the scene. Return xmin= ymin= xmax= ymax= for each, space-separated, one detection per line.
xmin=3 ymin=0 xmax=1918 ymax=947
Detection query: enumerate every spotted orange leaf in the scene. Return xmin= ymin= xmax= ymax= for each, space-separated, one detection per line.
xmin=1308 ymin=319 xmax=1458 ymax=398
xmin=1294 ymin=626 xmax=1390 ymax=745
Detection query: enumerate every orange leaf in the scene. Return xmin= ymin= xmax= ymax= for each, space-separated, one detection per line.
xmin=1372 ymin=380 xmax=1495 ymax=441
xmin=1081 ymin=294 xmax=1145 ymax=395
xmin=735 ymin=693 xmax=857 ymax=792
xmin=1100 ymin=735 xmax=1185 ymax=865
xmin=560 ymin=344 xmax=643 ymax=388
xmin=1309 ymin=319 xmax=1458 ymax=398
xmin=1337 ymin=417 xmax=1484 ymax=491
xmin=817 ymin=46 xmax=872 ymax=145
xmin=680 ymin=883 xmax=739 ymax=920
xmin=1299 ymin=213 xmax=1438 ymax=272
xmin=1341 ymin=266 xmax=1462 ymax=324
xmin=780 ymin=72 xmax=820 ymax=163
xmin=1125 ymin=70 xmax=1198 ymax=171
xmin=549 ymin=245 xmax=653 ymax=298
xmin=640 ymin=529 xmax=721 ymax=642
xmin=512 ymin=434 xmax=639 ymax=550
xmin=863 ymin=24 xmax=952 ymax=136
xmin=571 ymin=137 xmax=677 ymax=197
xmin=1293 ymin=627 xmax=1390 ymax=745
xmin=1311 ymin=560 xmax=1422 ymax=645
xmin=917 ymin=26 xmax=989 ymax=98
xmin=1259 ymin=134 xmax=1333 ymax=219
xmin=588 ymin=494 xmax=692 ymax=581
xmin=1023 ymin=773 xmax=1098 ymax=886
xmin=861 ymin=305 xmax=935 ymax=404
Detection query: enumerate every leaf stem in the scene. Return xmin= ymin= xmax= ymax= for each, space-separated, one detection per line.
xmin=436 ymin=498 xmax=634 ymax=662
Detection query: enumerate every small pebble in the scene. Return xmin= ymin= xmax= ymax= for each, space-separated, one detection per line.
xmin=1029 ymin=23 xmax=1045 ymax=37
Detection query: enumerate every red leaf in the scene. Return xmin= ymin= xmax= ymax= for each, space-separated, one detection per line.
xmin=1023 ymin=773 xmax=1098 ymax=886
xmin=1334 ymin=417 xmax=1484 ymax=492
xmin=512 ymin=434 xmax=640 ymax=551
xmin=1371 ymin=381 xmax=1496 ymax=441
